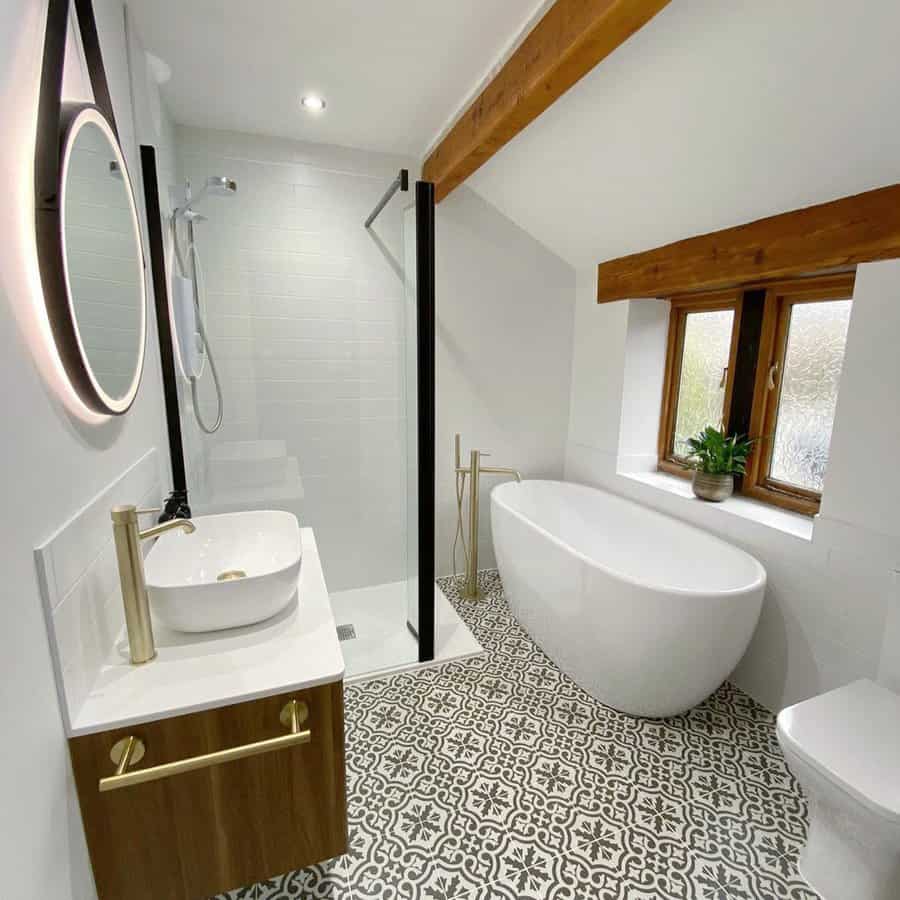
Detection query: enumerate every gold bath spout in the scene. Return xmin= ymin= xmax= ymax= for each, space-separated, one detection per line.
xmin=454 ymin=434 xmax=522 ymax=601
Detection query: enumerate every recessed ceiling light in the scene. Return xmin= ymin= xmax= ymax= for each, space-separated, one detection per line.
xmin=300 ymin=95 xmax=326 ymax=112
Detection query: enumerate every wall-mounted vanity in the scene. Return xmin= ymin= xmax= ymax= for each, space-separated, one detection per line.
xmin=65 ymin=525 xmax=347 ymax=900
xmin=70 ymin=686 xmax=345 ymax=899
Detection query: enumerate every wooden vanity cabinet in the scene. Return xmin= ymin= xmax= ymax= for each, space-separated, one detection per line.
xmin=68 ymin=682 xmax=347 ymax=900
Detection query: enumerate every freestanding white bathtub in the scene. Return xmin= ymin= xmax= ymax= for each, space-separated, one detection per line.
xmin=490 ymin=480 xmax=766 ymax=718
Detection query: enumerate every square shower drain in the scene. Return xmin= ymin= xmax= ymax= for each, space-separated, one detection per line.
xmin=336 ymin=624 xmax=357 ymax=641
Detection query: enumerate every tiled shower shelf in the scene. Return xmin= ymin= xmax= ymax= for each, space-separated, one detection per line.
xmin=215 ymin=570 xmax=820 ymax=900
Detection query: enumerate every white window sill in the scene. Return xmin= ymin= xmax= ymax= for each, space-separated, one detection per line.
xmin=619 ymin=470 xmax=815 ymax=542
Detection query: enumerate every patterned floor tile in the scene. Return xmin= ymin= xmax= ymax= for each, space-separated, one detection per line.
xmin=469 ymin=821 xmax=732 ymax=900
xmin=210 ymin=856 xmax=351 ymax=900
xmin=682 ymin=790 xmax=820 ymax=900
xmin=710 ymin=774 xmax=815 ymax=893
xmin=343 ymin=772 xmax=450 ymax=898
xmin=215 ymin=570 xmax=817 ymax=900
xmin=256 ymin=858 xmax=350 ymax=899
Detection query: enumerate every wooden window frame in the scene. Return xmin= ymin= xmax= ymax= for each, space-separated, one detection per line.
xmin=742 ymin=274 xmax=855 ymax=515
xmin=658 ymin=273 xmax=855 ymax=514
xmin=657 ymin=290 xmax=742 ymax=479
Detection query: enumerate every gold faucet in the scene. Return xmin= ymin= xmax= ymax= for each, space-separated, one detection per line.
xmin=111 ymin=505 xmax=195 ymax=664
xmin=455 ymin=435 xmax=521 ymax=602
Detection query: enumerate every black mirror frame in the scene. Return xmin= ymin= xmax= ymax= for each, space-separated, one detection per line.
xmin=35 ymin=0 xmax=147 ymax=416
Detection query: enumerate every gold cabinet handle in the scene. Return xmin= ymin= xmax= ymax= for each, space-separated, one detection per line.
xmin=99 ymin=700 xmax=310 ymax=793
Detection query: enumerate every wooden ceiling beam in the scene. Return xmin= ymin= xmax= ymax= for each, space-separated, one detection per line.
xmin=596 ymin=184 xmax=900 ymax=302
xmin=422 ymin=0 xmax=670 ymax=203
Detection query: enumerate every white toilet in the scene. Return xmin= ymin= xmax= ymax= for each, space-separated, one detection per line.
xmin=776 ymin=679 xmax=900 ymax=900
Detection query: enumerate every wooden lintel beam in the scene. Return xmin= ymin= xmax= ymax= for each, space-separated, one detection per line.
xmin=422 ymin=0 xmax=670 ymax=203
xmin=597 ymin=183 xmax=900 ymax=302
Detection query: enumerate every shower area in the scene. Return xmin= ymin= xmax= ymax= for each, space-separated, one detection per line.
xmin=140 ymin=125 xmax=453 ymax=677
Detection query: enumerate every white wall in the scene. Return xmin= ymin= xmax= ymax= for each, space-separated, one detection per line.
xmin=564 ymin=264 xmax=900 ymax=711
xmin=470 ymin=0 xmax=900 ymax=270
xmin=0 ymin=1 xmax=171 ymax=896
xmin=435 ymin=187 xmax=575 ymax=576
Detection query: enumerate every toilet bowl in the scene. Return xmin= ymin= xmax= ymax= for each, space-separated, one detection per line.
xmin=776 ymin=679 xmax=900 ymax=900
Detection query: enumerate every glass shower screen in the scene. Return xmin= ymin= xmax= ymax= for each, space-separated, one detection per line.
xmin=149 ymin=135 xmax=435 ymax=678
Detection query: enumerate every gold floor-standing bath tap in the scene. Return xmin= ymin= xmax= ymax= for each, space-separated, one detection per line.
xmin=111 ymin=505 xmax=195 ymax=664
xmin=454 ymin=434 xmax=521 ymax=601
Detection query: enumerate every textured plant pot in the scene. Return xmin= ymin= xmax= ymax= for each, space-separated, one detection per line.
xmin=692 ymin=471 xmax=734 ymax=502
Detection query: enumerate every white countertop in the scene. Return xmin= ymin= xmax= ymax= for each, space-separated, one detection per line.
xmin=69 ymin=528 xmax=345 ymax=737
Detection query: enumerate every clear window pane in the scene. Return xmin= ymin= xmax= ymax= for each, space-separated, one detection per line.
xmin=672 ymin=309 xmax=734 ymax=458
xmin=769 ymin=299 xmax=852 ymax=493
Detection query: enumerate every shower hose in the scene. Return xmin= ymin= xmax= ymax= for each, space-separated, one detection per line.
xmin=452 ymin=468 xmax=469 ymax=583
xmin=171 ymin=216 xmax=223 ymax=434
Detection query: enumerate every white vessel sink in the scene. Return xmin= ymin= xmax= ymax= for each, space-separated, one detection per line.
xmin=144 ymin=510 xmax=301 ymax=632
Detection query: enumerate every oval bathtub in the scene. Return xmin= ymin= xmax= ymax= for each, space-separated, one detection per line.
xmin=490 ymin=480 xmax=766 ymax=718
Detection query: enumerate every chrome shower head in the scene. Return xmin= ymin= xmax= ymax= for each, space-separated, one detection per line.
xmin=174 ymin=175 xmax=237 ymax=220
xmin=204 ymin=175 xmax=237 ymax=196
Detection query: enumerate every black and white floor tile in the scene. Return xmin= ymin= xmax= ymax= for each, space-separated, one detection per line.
xmin=213 ymin=570 xmax=819 ymax=900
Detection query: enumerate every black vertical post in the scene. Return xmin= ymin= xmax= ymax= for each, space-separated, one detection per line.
xmin=728 ymin=289 xmax=767 ymax=437
xmin=140 ymin=145 xmax=190 ymax=512
xmin=728 ymin=288 xmax=766 ymax=491
xmin=416 ymin=181 xmax=436 ymax=662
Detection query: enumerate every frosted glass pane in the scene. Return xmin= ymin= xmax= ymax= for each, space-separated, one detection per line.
xmin=673 ymin=310 xmax=734 ymax=458
xmin=770 ymin=299 xmax=852 ymax=493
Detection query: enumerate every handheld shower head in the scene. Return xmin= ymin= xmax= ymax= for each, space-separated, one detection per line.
xmin=169 ymin=174 xmax=235 ymax=436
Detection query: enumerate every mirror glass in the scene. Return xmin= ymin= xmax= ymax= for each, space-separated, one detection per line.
xmin=62 ymin=111 xmax=145 ymax=409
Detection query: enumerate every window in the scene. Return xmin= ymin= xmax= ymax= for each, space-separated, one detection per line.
xmin=659 ymin=292 xmax=740 ymax=467
xmin=659 ymin=274 xmax=854 ymax=514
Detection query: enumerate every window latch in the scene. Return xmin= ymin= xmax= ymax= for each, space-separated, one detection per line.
xmin=767 ymin=361 xmax=780 ymax=391
xmin=719 ymin=366 xmax=728 ymax=389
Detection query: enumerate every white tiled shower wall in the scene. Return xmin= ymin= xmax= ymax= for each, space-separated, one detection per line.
xmin=173 ymin=127 xmax=416 ymax=592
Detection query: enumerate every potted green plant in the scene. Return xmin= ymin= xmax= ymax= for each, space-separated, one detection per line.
xmin=685 ymin=426 xmax=754 ymax=502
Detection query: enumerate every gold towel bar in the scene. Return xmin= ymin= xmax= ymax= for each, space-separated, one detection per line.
xmin=98 ymin=700 xmax=310 ymax=793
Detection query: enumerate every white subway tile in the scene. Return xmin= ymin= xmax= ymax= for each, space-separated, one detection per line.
xmin=174 ymin=129 xmax=414 ymax=591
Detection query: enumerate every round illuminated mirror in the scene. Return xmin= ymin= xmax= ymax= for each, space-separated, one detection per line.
xmin=59 ymin=106 xmax=146 ymax=414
